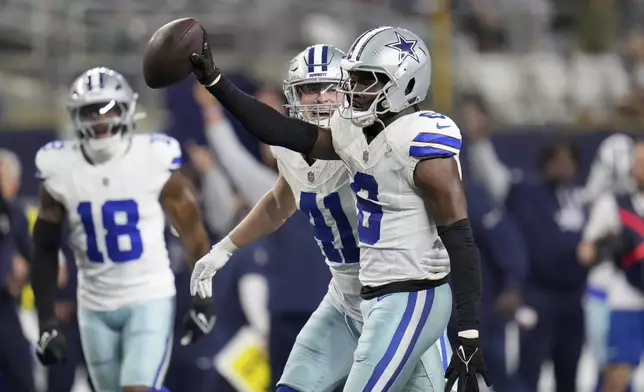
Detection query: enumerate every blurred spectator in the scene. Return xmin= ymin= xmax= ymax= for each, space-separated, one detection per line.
xmin=571 ymin=0 xmax=631 ymax=126
xmin=465 ymin=179 xmax=528 ymax=392
xmin=193 ymin=83 xmax=331 ymax=390
xmin=0 ymin=148 xmax=35 ymax=392
xmin=466 ymin=128 xmax=588 ymax=391
xmin=184 ymin=141 xmax=240 ymax=236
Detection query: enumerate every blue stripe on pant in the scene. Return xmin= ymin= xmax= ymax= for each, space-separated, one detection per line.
xmin=343 ymin=284 xmax=452 ymax=392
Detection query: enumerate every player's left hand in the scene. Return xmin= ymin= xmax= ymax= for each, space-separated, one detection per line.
xmin=444 ymin=335 xmax=491 ymax=392
xmin=190 ymin=243 xmax=233 ymax=298
xmin=189 ymin=27 xmax=220 ymax=87
xmin=180 ymin=297 xmax=215 ymax=346
xmin=36 ymin=319 xmax=68 ymax=366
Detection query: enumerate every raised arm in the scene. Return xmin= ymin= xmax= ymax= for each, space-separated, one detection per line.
xmin=193 ymin=85 xmax=278 ymax=205
xmin=467 ymin=138 xmax=513 ymax=204
xmin=189 ymin=28 xmax=339 ymax=160
xmin=190 ymin=175 xmax=297 ymax=298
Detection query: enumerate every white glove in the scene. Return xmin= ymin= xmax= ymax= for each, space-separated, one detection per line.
xmin=421 ymin=240 xmax=450 ymax=273
xmin=190 ymin=236 xmax=238 ymax=298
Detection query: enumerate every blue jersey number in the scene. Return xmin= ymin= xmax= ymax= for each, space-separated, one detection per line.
xmin=299 ymin=192 xmax=359 ymax=263
xmin=350 ymin=172 xmax=383 ymax=245
xmin=77 ymin=200 xmax=144 ymax=263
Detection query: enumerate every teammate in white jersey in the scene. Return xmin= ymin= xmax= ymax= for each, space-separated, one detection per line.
xmin=31 ymin=67 xmax=214 ymax=392
xmin=191 ymin=44 xmax=452 ymax=391
xmin=578 ymin=134 xmax=634 ymax=391
xmin=579 ymin=136 xmax=641 ymax=392
xmin=190 ymin=26 xmax=489 ymax=391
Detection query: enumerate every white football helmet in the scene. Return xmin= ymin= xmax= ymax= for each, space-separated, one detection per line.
xmin=67 ymin=67 xmax=138 ymax=161
xmin=283 ymin=44 xmax=345 ymax=128
xmin=585 ymin=133 xmax=635 ymax=201
xmin=337 ymin=26 xmax=431 ymax=127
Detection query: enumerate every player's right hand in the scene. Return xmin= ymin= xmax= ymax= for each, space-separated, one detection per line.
xmin=190 ymin=244 xmax=232 ymax=298
xmin=36 ymin=320 xmax=68 ymax=366
xmin=189 ymin=27 xmax=220 ymax=87
xmin=444 ymin=335 xmax=491 ymax=392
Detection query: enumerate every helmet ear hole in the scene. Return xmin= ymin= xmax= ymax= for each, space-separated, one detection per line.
xmin=405 ymin=78 xmax=415 ymax=95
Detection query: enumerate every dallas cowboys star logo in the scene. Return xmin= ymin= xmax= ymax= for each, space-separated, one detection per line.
xmin=385 ymin=32 xmax=420 ymax=64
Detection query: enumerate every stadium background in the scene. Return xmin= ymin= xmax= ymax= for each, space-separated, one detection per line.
xmin=1 ymin=0 xmax=644 ymax=391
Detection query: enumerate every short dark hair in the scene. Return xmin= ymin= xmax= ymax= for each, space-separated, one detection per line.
xmin=537 ymin=139 xmax=580 ymax=171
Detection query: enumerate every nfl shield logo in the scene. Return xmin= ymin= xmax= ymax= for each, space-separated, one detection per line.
xmin=102 ymin=178 xmax=109 ymax=186
xmin=307 ymin=171 xmax=315 ymax=183
xmin=363 ymin=150 xmax=369 ymax=162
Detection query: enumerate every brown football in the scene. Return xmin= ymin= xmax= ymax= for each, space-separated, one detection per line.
xmin=143 ymin=17 xmax=203 ymax=89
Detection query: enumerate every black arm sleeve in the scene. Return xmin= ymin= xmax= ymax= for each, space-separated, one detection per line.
xmin=206 ymin=75 xmax=319 ymax=154
xmin=32 ymin=218 xmax=62 ymax=326
xmin=11 ymin=207 xmax=34 ymax=264
xmin=438 ymin=218 xmax=482 ymax=331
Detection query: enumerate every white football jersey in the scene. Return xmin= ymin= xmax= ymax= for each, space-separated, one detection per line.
xmin=35 ymin=133 xmax=181 ymax=311
xmin=330 ymin=110 xmax=460 ymax=287
xmin=271 ymin=146 xmax=362 ymax=320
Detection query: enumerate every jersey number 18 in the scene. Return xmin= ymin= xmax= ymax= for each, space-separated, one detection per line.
xmin=77 ymin=199 xmax=143 ymax=263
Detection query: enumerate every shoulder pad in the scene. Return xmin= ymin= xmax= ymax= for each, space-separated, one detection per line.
xmin=147 ymin=133 xmax=182 ymax=172
xmin=390 ymin=111 xmax=462 ymax=160
xmin=35 ymin=140 xmax=74 ymax=180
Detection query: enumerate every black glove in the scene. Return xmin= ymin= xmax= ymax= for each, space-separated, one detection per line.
xmin=189 ymin=27 xmax=220 ymax=87
xmin=36 ymin=319 xmax=68 ymax=366
xmin=444 ymin=336 xmax=491 ymax=392
xmin=180 ymin=297 xmax=215 ymax=346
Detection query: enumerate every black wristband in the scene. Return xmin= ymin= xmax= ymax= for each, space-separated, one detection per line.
xmin=32 ymin=218 xmax=62 ymax=326
xmin=438 ymin=218 xmax=482 ymax=330
xmin=207 ymin=75 xmax=319 ymax=154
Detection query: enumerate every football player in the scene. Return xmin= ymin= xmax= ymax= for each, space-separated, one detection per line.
xmin=578 ymin=134 xmax=635 ymax=392
xmin=190 ymin=27 xmax=489 ymax=391
xmin=191 ymin=44 xmax=452 ymax=391
xmin=31 ymin=67 xmax=214 ymax=392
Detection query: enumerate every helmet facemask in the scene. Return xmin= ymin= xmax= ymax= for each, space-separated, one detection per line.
xmin=69 ymin=99 xmax=135 ymax=162
xmin=284 ymin=80 xmax=340 ymax=128
xmin=337 ymin=69 xmax=395 ymax=128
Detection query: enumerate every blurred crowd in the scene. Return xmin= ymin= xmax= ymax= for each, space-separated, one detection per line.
xmin=451 ymin=0 xmax=644 ymax=127
xmin=3 ymin=0 xmax=644 ymax=130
